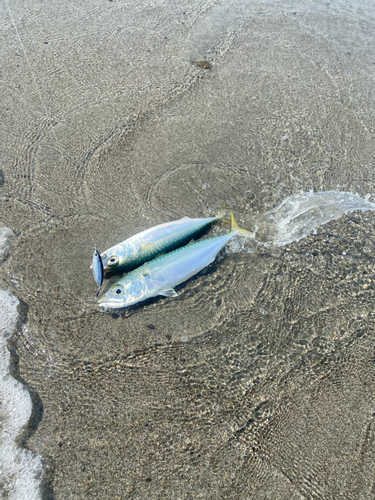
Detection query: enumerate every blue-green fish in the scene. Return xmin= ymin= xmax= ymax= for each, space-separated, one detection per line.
xmin=95 ymin=213 xmax=224 ymax=273
xmin=98 ymin=212 xmax=253 ymax=310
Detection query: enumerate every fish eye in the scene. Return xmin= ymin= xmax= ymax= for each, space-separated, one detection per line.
xmin=107 ymin=256 xmax=119 ymax=267
xmin=112 ymin=285 xmax=125 ymax=295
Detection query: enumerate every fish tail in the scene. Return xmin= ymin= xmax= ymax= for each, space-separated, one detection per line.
xmin=231 ymin=210 xmax=255 ymax=237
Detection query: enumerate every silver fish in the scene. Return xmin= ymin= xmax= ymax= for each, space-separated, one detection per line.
xmin=96 ymin=213 xmax=225 ymax=273
xmin=98 ymin=212 xmax=253 ymax=310
xmin=92 ymin=246 xmax=103 ymax=295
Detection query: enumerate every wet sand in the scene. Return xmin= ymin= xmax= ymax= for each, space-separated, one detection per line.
xmin=2 ymin=0 xmax=375 ymax=498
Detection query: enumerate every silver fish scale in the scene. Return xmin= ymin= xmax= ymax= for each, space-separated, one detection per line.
xmin=101 ymin=216 xmax=218 ymax=272
xmin=138 ymin=232 xmax=231 ymax=275
xmin=144 ymin=226 xmax=200 ymax=258
xmin=98 ymin=230 xmax=237 ymax=309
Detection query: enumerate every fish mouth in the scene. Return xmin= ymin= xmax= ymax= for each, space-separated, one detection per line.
xmin=97 ymin=294 xmax=141 ymax=310
xmin=97 ymin=295 xmax=122 ymax=308
xmin=97 ymin=291 xmax=135 ymax=309
xmin=98 ymin=300 xmax=124 ymax=310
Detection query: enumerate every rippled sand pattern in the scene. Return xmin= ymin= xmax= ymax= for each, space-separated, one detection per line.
xmin=2 ymin=0 xmax=375 ymax=498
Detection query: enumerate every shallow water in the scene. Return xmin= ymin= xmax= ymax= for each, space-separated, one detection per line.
xmin=2 ymin=0 xmax=375 ymax=498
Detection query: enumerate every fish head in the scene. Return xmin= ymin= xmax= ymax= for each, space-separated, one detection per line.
xmin=98 ymin=275 xmax=148 ymax=310
xmin=102 ymin=253 xmax=119 ymax=270
xmin=101 ymin=243 xmax=134 ymax=271
xmin=101 ymin=252 xmax=130 ymax=272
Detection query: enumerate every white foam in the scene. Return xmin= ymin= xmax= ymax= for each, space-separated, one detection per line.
xmin=0 ymin=290 xmax=43 ymax=499
xmin=267 ymin=191 xmax=375 ymax=247
xmin=0 ymin=226 xmax=15 ymax=261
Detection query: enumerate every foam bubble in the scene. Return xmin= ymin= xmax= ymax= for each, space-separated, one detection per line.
xmin=0 ymin=290 xmax=43 ymax=499
xmin=0 ymin=226 xmax=15 ymax=261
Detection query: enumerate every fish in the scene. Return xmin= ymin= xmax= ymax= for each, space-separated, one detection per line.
xmin=92 ymin=246 xmax=103 ymax=296
xmin=95 ymin=213 xmax=225 ymax=273
xmin=98 ymin=211 xmax=254 ymax=310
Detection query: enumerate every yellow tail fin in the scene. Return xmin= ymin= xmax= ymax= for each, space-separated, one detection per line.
xmin=231 ymin=210 xmax=255 ymax=237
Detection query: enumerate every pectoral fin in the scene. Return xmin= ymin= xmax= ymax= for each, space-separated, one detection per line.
xmin=159 ymin=288 xmax=178 ymax=297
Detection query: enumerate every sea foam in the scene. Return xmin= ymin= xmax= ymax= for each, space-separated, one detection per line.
xmin=0 ymin=226 xmax=15 ymax=261
xmin=0 ymin=225 xmax=43 ymax=499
